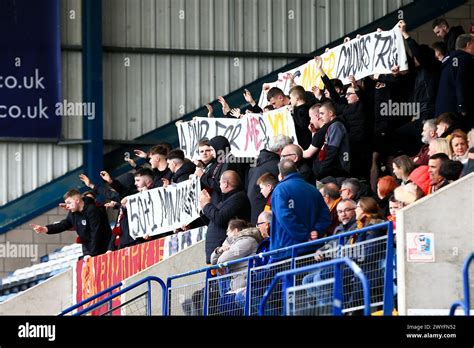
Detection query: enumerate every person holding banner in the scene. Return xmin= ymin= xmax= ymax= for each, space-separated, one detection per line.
xmin=314 ymin=56 xmax=371 ymax=180
xmin=289 ymin=85 xmax=313 ymax=149
xmin=267 ymin=87 xmax=290 ymax=109
xmin=311 ymin=101 xmax=351 ymax=179
xmin=193 ymin=139 xmax=215 ymax=173
xmin=199 ymin=136 xmax=245 ymax=205
xmin=165 ymin=149 xmax=196 ymax=184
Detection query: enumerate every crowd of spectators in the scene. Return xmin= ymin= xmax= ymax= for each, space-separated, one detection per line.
xmin=29 ymin=19 xmax=473 ymax=313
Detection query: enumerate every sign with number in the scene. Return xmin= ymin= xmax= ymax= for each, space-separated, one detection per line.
xmin=126 ymin=176 xmax=201 ymax=239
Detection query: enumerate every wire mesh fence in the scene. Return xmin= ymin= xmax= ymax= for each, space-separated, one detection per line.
xmin=206 ymin=270 xmax=247 ymax=316
xmin=164 ymin=223 xmax=393 ymax=316
xmin=286 ymin=278 xmax=335 ymax=316
xmin=248 ymin=258 xmax=292 ymax=316
xmin=117 ymin=291 xmax=149 ymax=316
xmin=168 ymin=279 xmax=207 ymax=316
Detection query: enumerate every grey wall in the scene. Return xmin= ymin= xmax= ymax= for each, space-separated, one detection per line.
xmin=0 ymin=268 xmax=74 ymax=315
xmin=101 ymin=0 xmax=413 ymax=141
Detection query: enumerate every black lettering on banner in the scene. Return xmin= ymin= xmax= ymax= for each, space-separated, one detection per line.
xmin=158 ymin=190 xmax=166 ymax=228
xmin=373 ymin=33 xmax=397 ymax=70
xmin=129 ymin=177 xmax=200 ymax=238
xmin=128 ymin=197 xmax=140 ymax=237
xmin=178 ymin=124 xmax=188 ymax=156
xmin=146 ymin=191 xmax=158 ymax=233
xmin=215 ymin=121 xmax=242 ymax=151
xmin=137 ymin=196 xmax=149 ymax=235
xmin=336 ymin=36 xmax=372 ymax=80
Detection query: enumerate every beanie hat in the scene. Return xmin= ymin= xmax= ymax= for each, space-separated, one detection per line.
xmin=408 ymin=165 xmax=431 ymax=196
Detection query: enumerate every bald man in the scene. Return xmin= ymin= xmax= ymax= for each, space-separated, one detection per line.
xmin=199 ymin=170 xmax=251 ymax=264
xmin=280 ymin=144 xmax=314 ymax=184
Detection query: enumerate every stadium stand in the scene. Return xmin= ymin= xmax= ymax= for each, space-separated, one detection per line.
xmin=1 ymin=0 xmax=473 ymax=321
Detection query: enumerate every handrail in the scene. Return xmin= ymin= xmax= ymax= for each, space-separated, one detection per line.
xmin=168 ymin=221 xmax=392 ymax=282
xmin=73 ymin=221 xmax=391 ymax=316
xmin=59 ymin=281 xmax=123 ymax=316
xmin=449 ymin=253 xmax=474 ymax=316
xmin=258 ymin=257 xmax=371 ymax=316
xmin=72 ymin=276 xmax=167 ymax=316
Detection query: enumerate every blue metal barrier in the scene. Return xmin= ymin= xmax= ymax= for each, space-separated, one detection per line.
xmin=59 ymin=281 xmax=122 ymax=316
xmin=258 ymin=258 xmax=371 ymax=316
xmin=60 ymin=276 xmax=167 ymax=316
xmin=167 ymin=221 xmax=394 ymax=315
xmin=449 ymin=253 xmax=473 ymax=316
xmin=67 ymin=222 xmax=392 ymax=316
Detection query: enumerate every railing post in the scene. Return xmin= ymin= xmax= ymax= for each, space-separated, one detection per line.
xmin=462 ymin=254 xmax=473 ymax=316
xmin=383 ymin=221 xmax=394 ymax=315
xmin=107 ymin=290 xmax=113 ymax=316
xmin=244 ymin=259 xmax=254 ymax=316
xmin=164 ymin=277 xmax=172 ymax=316
xmin=203 ymin=269 xmax=211 ymax=316
xmin=333 ymin=263 xmax=343 ymax=316
xmin=146 ymin=280 xmax=152 ymax=316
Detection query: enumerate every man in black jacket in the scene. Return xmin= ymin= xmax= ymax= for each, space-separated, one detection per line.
xmin=289 ymin=85 xmax=312 ymax=149
xmin=166 ymin=149 xmax=196 ymax=184
xmin=31 ymin=189 xmax=112 ymax=259
xmin=432 ymin=18 xmax=465 ymax=54
xmin=247 ymin=135 xmax=292 ymax=224
xmin=199 ymin=170 xmax=250 ymax=264
xmin=435 ymin=34 xmax=474 ymax=130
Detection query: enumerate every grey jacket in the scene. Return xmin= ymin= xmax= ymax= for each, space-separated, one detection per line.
xmin=210 ymin=227 xmax=262 ymax=290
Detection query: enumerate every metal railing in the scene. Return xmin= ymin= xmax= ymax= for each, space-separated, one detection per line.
xmin=258 ymin=258 xmax=371 ymax=316
xmin=63 ymin=222 xmax=393 ymax=316
xmin=167 ymin=221 xmax=394 ymax=316
xmin=59 ymin=282 xmax=122 ymax=316
xmin=449 ymin=253 xmax=474 ymax=316
xmin=59 ymin=276 xmax=167 ymax=316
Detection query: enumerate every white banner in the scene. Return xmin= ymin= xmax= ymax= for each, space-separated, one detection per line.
xmin=176 ymin=107 xmax=298 ymax=159
xmin=258 ymin=25 xmax=408 ymax=107
xmin=126 ymin=176 xmax=201 ymax=239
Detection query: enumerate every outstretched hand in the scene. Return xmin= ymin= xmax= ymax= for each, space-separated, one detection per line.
xmin=30 ymin=223 xmax=48 ymax=234
xmin=79 ymin=174 xmax=94 ymax=188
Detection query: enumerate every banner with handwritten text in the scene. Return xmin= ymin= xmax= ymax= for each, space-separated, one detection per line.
xmin=258 ymin=25 xmax=408 ymax=107
xmin=126 ymin=176 xmax=201 ymax=239
xmin=176 ymin=107 xmax=298 ymax=159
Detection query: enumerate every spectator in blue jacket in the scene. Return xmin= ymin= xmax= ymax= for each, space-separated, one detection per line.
xmin=269 ymin=159 xmax=331 ymax=261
